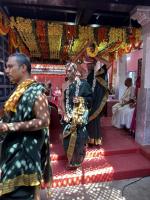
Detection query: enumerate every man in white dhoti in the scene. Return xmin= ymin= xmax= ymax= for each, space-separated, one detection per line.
xmin=112 ymin=78 xmax=135 ymax=129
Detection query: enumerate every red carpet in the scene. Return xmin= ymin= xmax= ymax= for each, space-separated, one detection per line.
xmin=50 ymin=117 xmax=150 ymax=188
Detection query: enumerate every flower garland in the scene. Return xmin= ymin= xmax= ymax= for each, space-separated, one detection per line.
xmin=65 ymin=78 xmax=81 ymax=119
xmin=36 ymin=21 xmax=49 ymax=59
xmin=65 ymin=25 xmax=77 ymax=41
xmin=71 ymin=26 xmax=95 ymax=54
xmin=61 ymin=25 xmax=77 ymax=61
xmin=86 ymin=46 xmax=99 ymax=57
xmin=98 ymin=27 xmax=108 ymax=43
xmin=0 ymin=11 xmax=10 ymax=35
xmin=17 ymin=35 xmax=30 ymax=56
xmin=4 ymin=79 xmax=35 ymax=113
xmin=0 ymin=10 xmax=143 ymax=64
xmin=108 ymin=28 xmax=126 ymax=43
xmin=48 ymin=23 xmax=63 ymax=59
xmin=11 ymin=17 xmax=41 ymax=58
xmin=9 ymin=29 xmax=18 ymax=49
xmin=9 ymin=17 xmax=29 ymax=55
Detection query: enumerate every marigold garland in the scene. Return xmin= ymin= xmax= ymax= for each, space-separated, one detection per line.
xmin=65 ymin=25 xmax=77 ymax=41
xmin=71 ymin=26 xmax=95 ymax=55
xmin=0 ymin=11 xmax=143 ymax=63
xmin=0 ymin=11 xmax=10 ymax=35
xmin=4 ymin=79 xmax=35 ymax=113
xmin=48 ymin=23 xmax=63 ymax=59
xmin=9 ymin=29 xmax=18 ymax=49
xmin=98 ymin=27 xmax=108 ymax=43
xmin=11 ymin=17 xmax=41 ymax=58
xmin=17 ymin=36 xmax=30 ymax=56
xmin=36 ymin=21 xmax=49 ymax=59
xmin=86 ymin=46 xmax=99 ymax=57
xmin=108 ymin=28 xmax=126 ymax=43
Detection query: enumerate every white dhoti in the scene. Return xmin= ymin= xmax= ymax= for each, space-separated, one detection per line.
xmin=112 ymin=104 xmax=135 ymax=129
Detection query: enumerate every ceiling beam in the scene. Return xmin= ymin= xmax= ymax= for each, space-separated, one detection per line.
xmin=75 ymin=10 xmax=82 ymax=25
xmin=1 ymin=3 xmax=77 ymax=13
xmin=93 ymin=12 xmax=129 ymax=18
xmin=80 ymin=0 xmax=150 ymax=7
xmin=79 ymin=9 xmax=95 ymax=25
xmin=3 ymin=4 xmax=77 ymax=14
xmin=3 ymin=0 xmax=150 ymax=10
xmin=1 ymin=0 xmax=78 ymax=8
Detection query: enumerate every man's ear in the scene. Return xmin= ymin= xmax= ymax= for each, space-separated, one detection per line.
xmin=21 ymin=64 xmax=27 ymax=73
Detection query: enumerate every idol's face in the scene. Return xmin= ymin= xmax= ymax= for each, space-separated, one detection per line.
xmin=5 ymin=56 xmax=22 ymax=84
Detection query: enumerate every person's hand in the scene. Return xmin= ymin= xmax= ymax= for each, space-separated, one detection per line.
xmin=0 ymin=123 xmax=9 ymax=133
xmin=122 ymin=100 xmax=127 ymax=106
xmin=129 ymin=102 xmax=136 ymax=108
xmin=73 ymin=97 xmax=80 ymax=104
xmin=63 ymin=114 xmax=70 ymax=122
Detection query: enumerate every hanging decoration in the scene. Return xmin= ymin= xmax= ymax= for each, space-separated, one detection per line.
xmin=65 ymin=25 xmax=77 ymax=42
xmin=108 ymin=28 xmax=126 ymax=43
xmin=0 ymin=11 xmax=142 ymax=63
xmin=8 ymin=29 xmax=18 ymax=49
xmin=60 ymin=25 xmax=77 ymax=62
xmin=11 ymin=17 xmax=41 ymax=58
xmin=71 ymin=26 xmax=95 ymax=55
xmin=86 ymin=45 xmax=99 ymax=57
xmin=17 ymin=36 xmax=30 ymax=56
xmin=36 ymin=21 xmax=49 ymax=59
xmin=0 ymin=11 xmax=19 ymax=52
xmin=98 ymin=27 xmax=108 ymax=43
xmin=96 ymin=27 xmax=142 ymax=61
xmin=9 ymin=17 xmax=30 ymax=55
xmin=48 ymin=23 xmax=63 ymax=59
xmin=129 ymin=28 xmax=142 ymax=49
xmin=0 ymin=11 xmax=10 ymax=35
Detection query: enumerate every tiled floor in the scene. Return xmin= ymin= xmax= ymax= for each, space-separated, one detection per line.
xmin=41 ymin=176 xmax=150 ymax=200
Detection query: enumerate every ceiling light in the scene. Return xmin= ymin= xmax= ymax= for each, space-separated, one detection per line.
xmin=66 ymin=22 xmax=76 ymax=25
xmin=90 ymin=24 xmax=100 ymax=28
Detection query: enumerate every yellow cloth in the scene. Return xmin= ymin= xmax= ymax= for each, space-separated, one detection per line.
xmin=4 ymin=79 xmax=35 ymax=113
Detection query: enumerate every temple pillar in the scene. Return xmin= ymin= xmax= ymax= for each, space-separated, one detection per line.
xmin=131 ymin=6 xmax=150 ymax=145
xmin=115 ymin=55 xmax=127 ymax=99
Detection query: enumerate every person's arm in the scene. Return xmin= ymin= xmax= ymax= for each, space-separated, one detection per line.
xmin=0 ymin=94 xmax=50 ymax=133
xmin=122 ymin=87 xmax=136 ymax=106
xmin=122 ymin=99 xmax=135 ymax=106
xmin=95 ymin=56 xmax=112 ymax=69
xmin=60 ymin=85 xmax=66 ymax=115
